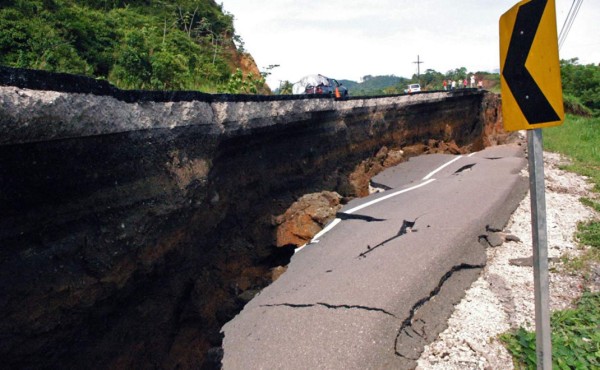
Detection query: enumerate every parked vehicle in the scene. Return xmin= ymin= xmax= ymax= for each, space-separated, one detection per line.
xmin=293 ymin=74 xmax=349 ymax=98
xmin=404 ymin=84 xmax=421 ymax=93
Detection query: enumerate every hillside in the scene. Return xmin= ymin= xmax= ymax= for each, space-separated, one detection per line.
xmin=340 ymin=75 xmax=409 ymax=96
xmin=0 ymin=0 xmax=268 ymax=93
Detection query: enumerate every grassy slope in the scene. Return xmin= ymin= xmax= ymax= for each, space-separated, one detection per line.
xmin=545 ymin=115 xmax=600 ymax=191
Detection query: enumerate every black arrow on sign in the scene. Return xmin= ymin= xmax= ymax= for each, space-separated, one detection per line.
xmin=503 ymin=0 xmax=560 ymax=124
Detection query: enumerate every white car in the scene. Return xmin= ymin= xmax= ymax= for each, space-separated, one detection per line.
xmin=404 ymin=84 xmax=421 ymax=93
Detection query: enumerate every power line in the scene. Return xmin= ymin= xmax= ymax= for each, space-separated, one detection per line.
xmin=558 ymin=0 xmax=581 ymax=49
xmin=558 ymin=0 xmax=584 ymax=50
xmin=558 ymin=0 xmax=577 ymax=45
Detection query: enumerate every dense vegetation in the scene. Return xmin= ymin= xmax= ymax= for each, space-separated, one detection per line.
xmin=561 ymin=58 xmax=600 ymax=116
xmin=2 ymin=0 xmax=596 ymax=101
xmin=340 ymin=75 xmax=409 ymax=96
xmin=0 ymin=0 xmax=267 ymax=92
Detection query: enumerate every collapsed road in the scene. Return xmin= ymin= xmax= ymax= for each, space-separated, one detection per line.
xmin=0 ymin=66 xmax=512 ymax=369
xmin=222 ymin=144 xmax=528 ymax=369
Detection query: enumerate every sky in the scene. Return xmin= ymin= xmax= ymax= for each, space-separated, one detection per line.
xmin=220 ymin=0 xmax=599 ymax=90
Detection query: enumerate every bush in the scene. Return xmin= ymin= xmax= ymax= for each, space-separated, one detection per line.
xmin=563 ymin=94 xmax=593 ymax=117
xmin=0 ymin=0 xmax=258 ymax=93
xmin=561 ymin=59 xmax=600 ymax=115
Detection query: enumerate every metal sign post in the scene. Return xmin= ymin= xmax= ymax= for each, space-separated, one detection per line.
xmin=527 ymin=129 xmax=552 ymax=370
xmin=500 ymin=1 xmax=565 ymax=368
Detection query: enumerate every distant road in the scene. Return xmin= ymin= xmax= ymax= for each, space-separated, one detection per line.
xmin=222 ymin=143 xmax=528 ymax=369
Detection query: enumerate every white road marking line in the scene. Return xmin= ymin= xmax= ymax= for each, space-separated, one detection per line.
xmin=422 ymin=155 xmax=463 ymax=180
xmin=297 ymin=155 xmax=465 ymax=253
xmin=344 ymin=178 xmax=437 ymax=215
xmin=297 ymin=179 xmax=436 ymax=252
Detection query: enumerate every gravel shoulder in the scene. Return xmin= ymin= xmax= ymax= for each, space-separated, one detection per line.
xmin=416 ymin=148 xmax=600 ymax=370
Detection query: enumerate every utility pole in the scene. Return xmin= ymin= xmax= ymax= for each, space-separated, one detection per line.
xmin=413 ymin=55 xmax=424 ymax=84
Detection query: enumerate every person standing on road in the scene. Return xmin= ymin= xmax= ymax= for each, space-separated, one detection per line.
xmin=463 ymin=79 xmax=468 ymax=88
xmin=478 ymin=79 xmax=483 ymax=89
xmin=443 ymin=80 xmax=447 ymax=90
xmin=451 ymin=80 xmax=456 ymax=90
xmin=470 ymin=75 xmax=475 ymax=88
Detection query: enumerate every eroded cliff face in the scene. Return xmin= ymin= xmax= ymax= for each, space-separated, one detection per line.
xmin=0 ymin=67 xmax=504 ymax=369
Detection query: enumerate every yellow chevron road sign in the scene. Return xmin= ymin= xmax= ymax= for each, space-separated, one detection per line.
xmin=500 ymin=0 xmax=564 ymax=132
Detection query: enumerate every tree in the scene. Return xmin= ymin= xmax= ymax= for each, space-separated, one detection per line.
xmin=278 ymin=80 xmax=293 ymax=95
xmin=561 ymin=58 xmax=600 ymax=114
xmin=0 ymin=0 xmax=259 ymax=93
xmin=109 ymin=28 xmax=152 ymax=88
xmin=446 ymin=67 xmax=468 ymax=81
xmin=225 ymin=68 xmax=265 ymax=94
xmin=419 ymin=69 xmax=445 ymax=90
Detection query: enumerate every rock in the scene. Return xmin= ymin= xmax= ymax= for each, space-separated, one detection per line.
xmin=383 ymin=149 xmax=404 ymax=167
xmin=509 ymin=256 xmax=560 ymax=267
xmin=375 ymin=146 xmax=389 ymax=160
xmin=427 ymin=139 xmax=465 ymax=155
xmin=348 ymin=146 xmax=406 ymax=197
xmin=479 ymin=233 xmax=504 ymax=247
xmin=402 ymin=143 xmax=428 ymax=157
xmin=509 ymin=257 xmax=532 ymax=267
xmin=442 ymin=140 xmax=464 ymax=154
xmin=349 ymin=160 xmax=384 ymax=197
xmin=486 ymin=233 xmax=505 ymax=247
xmin=503 ymin=233 xmax=521 ymax=243
xmin=274 ymin=191 xmax=342 ymax=247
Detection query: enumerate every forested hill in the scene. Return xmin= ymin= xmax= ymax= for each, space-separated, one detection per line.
xmin=0 ymin=0 xmax=268 ymax=93
xmin=340 ymin=75 xmax=409 ymax=96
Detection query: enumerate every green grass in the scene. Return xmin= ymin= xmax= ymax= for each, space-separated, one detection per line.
xmin=545 ymin=113 xmax=600 ymax=273
xmin=500 ymin=114 xmax=600 ymax=368
xmin=580 ymin=197 xmax=600 ymax=213
xmin=544 ymin=115 xmax=600 ymax=191
xmin=500 ymin=292 xmax=600 ymax=370
xmin=577 ymin=221 xmax=600 ymax=248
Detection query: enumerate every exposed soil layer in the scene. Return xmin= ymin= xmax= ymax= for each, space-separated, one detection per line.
xmin=0 ymin=67 xmax=508 ymax=369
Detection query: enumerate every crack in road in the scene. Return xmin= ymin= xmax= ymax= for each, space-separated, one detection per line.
xmin=478 ymin=234 xmax=494 ymax=248
xmin=261 ymin=302 xmax=397 ymax=318
xmin=370 ymin=180 xmax=393 ymax=191
xmin=393 ymin=262 xmax=485 ymax=359
xmin=453 ymin=163 xmax=476 ymax=174
xmin=357 ymin=219 xmax=418 ymax=259
xmin=262 ymin=264 xmax=485 ymax=363
xmin=486 ymin=224 xmax=503 ymax=232
xmin=336 ymin=212 xmax=386 ymax=222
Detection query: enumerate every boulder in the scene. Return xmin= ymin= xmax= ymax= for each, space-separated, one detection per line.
xmin=274 ymin=191 xmax=342 ymax=247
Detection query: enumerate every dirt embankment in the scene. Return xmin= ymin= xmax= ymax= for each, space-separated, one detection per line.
xmin=0 ymin=66 xmax=507 ymax=369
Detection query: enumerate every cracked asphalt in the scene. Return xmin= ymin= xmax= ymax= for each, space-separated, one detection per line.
xmin=221 ymin=144 xmax=528 ymax=369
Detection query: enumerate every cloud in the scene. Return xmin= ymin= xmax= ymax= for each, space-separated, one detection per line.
xmin=223 ymin=0 xmax=600 ymax=89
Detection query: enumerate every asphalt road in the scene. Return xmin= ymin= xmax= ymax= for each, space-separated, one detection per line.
xmin=222 ymin=143 xmax=529 ymax=369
